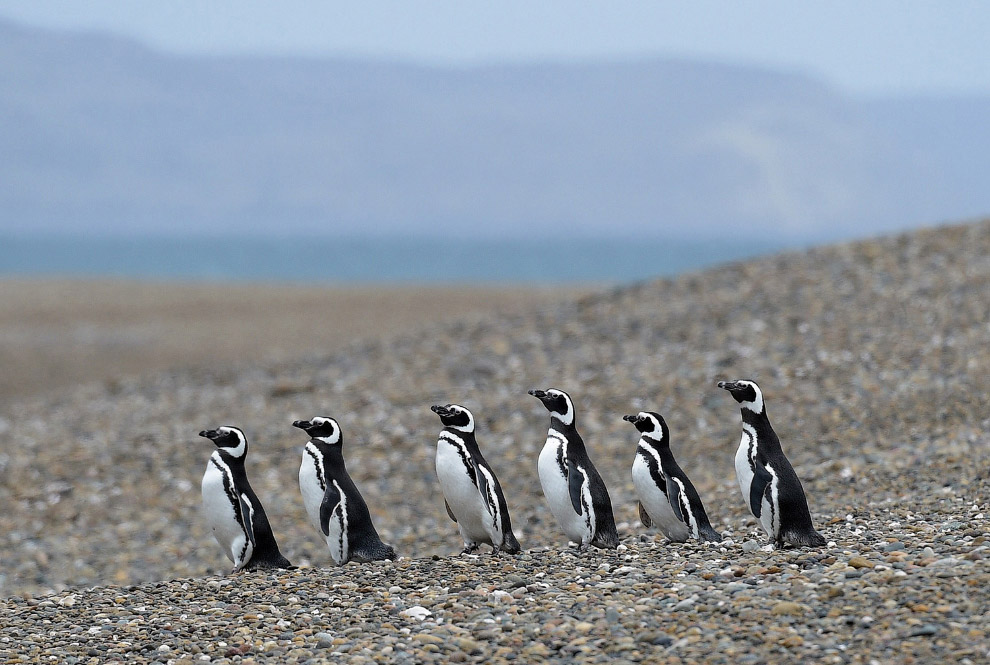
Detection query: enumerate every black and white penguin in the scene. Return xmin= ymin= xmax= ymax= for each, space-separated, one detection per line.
xmin=717 ymin=379 xmax=826 ymax=548
xmin=199 ymin=426 xmax=292 ymax=571
xmin=431 ymin=404 xmax=521 ymax=554
xmin=625 ymin=411 xmax=722 ymax=543
xmin=293 ymin=417 xmax=396 ymax=565
xmin=529 ymin=388 xmax=619 ymax=549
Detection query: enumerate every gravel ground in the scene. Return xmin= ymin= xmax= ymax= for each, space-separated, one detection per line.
xmin=1 ymin=220 xmax=989 ymax=663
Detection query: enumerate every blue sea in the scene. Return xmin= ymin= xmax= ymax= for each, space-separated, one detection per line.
xmin=0 ymin=234 xmax=793 ymax=284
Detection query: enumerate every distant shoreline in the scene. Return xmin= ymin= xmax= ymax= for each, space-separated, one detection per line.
xmin=0 ymin=234 xmax=786 ymax=284
xmin=0 ymin=279 xmax=589 ymax=401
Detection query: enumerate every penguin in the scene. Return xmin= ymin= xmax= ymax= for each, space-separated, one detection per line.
xmin=625 ymin=411 xmax=722 ymax=543
xmin=199 ymin=426 xmax=292 ymax=571
xmin=717 ymin=379 xmax=826 ymax=548
xmin=293 ymin=417 xmax=396 ymax=565
xmin=431 ymin=403 xmax=521 ymax=554
xmin=529 ymin=388 xmax=619 ymax=549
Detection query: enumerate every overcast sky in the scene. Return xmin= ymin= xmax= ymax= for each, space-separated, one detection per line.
xmin=0 ymin=1 xmax=988 ymax=95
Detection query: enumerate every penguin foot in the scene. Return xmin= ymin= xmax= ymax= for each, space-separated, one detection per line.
xmin=461 ymin=543 xmax=481 ymax=555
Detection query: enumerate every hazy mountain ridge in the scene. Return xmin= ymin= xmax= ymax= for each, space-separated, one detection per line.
xmin=1 ymin=19 xmax=987 ymax=238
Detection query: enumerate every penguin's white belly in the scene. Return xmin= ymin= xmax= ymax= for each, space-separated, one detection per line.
xmin=324 ymin=480 xmax=349 ymax=565
xmin=298 ymin=454 xmax=325 ymax=533
xmin=538 ymin=438 xmax=591 ymax=544
xmin=631 ymin=454 xmax=690 ymax=542
xmin=735 ymin=433 xmax=756 ymax=515
xmin=201 ymin=459 xmax=251 ymax=569
xmin=436 ymin=441 xmax=492 ymax=545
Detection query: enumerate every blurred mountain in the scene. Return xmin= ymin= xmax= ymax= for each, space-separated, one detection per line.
xmin=1 ymin=19 xmax=988 ymax=240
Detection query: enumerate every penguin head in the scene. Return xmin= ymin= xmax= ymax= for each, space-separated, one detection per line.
xmin=623 ymin=411 xmax=669 ymax=443
xmin=199 ymin=426 xmax=248 ymax=458
xmin=430 ymin=403 xmax=475 ymax=433
xmin=292 ymin=417 xmax=341 ymax=445
xmin=717 ymin=379 xmax=764 ymax=413
xmin=529 ymin=388 xmax=575 ymax=426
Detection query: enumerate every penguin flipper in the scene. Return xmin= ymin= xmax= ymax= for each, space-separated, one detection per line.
xmin=444 ymin=499 xmax=458 ymax=523
xmin=475 ymin=466 xmax=495 ymax=518
xmin=749 ymin=465 xmax=773 ymax=519
xmin=238 ymin=493 xmax=257 ymax=550
xmin=319 ymin=483 xmax=342 ymax=537
xmin=665 ymin=478 xmax=686 ymax=523
xmin=638 ymin=501 xmax=653 ymax=528
xmin=566 ymin=457 xmax=585 ymax=516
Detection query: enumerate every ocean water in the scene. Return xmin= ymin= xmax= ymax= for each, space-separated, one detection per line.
xmin=0 ymin=234 xmax=790 ymax=284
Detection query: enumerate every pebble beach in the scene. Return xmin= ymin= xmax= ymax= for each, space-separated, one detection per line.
xmin=1 ymin=220 xmax=989 ymax=663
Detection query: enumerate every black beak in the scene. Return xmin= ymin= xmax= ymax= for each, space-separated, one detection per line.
xmin=431 ymin=405 xmax=450 ymax=417
xmin=622 ymin=414 xmax=640 ymax=423
xmin=528 ymin=389 xmax=547 ymax=400
xmin=199 ymin=429 xmax=218 ymax=440
xmin=292 ymin=420 xmax=311 ymax=430
xmin=717 ymin=380 xmax=735 ymax=391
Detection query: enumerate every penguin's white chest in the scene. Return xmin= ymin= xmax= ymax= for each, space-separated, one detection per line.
xmin=201 ymin=455 xmax=252 ymax=569
xmin=631 ymin=448 xmax=690 ymax=542
xmin=537 ymin=433 xmax=591 ymax=544
xmin=436 ymin=437 xmax=492 ymax=545
xmin=735 ymin=425 xmax=757 ymax=512
xmin=298 ymin=446 xmax=326 ymax=533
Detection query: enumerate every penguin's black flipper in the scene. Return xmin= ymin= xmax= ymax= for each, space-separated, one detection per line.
xmin=475 ymin=466 xmax=494 ymax=518
xmin=749 ymin=465 xmax=773 ymax=519
xmin=319 ymin=483 xmax=342 ymax=537
xmin=665 ymin=478 xmax=686 ymax=523
xmin=566 ymin=456 xmax=585 ymax=516
xmin=444 ymin=500 xmax=458 ymax=523
xmin=238 ymin=493 xmax=257 ymax=550
xmin=638 ymin=501 xmax=653 ymax=528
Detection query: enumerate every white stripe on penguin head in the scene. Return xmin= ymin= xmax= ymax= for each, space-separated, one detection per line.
xmin=546 ymin=389 xmax=574 ymax=426
xmin=217 ymin=426 xmax=248 ymax=458
xmin=311 ymin=417 xmax=341 ymax=445
xmin=446 ymin=404 xmax=476 ymax=433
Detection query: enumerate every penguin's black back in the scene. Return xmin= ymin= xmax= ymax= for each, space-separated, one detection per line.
xmin=219 ymin=451 xmax=292 ymax=569
xmin=321 ymin=446 xmax=395 ymax=560
xmin=466 ymin=436 xmax=521 ymax=554
xmin=562 ymin=425 xmax=618 ymax=548
xmin=746 ymin=411 xmax=825 ymax=546
xmin=656 ymin=446 xmax=722 ymax=542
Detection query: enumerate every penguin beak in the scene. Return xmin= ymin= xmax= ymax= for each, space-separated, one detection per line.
xmin=430 ymin=405 xmax=450 ymax=418
xmin=292 ymin=420 xmax=311 ymax=431
xmin=622 ymin=414 xmax=640 ymax=424
xmin=199 ymin=429 xmax=218 ymax=440
xmin=717 ymin=380 xmax=737 ymax=392
xmin=528 ymin=389 xmax=547 ymax=400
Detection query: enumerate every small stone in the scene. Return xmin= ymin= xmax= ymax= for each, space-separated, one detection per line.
xmin=909 ymin=624 xmax=939 ymax=637
xmin=848 ymin=556 xmax=874 ymax=569
xmin=637 ymin=632 xmax=673 ymax=646
xmin=413 ymin=633 xmax=444 ymax=645
xmin=771 ymin=602 xmax=806 ymax=616
xmin=400 ymin=606 xmax=432 ymax=621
